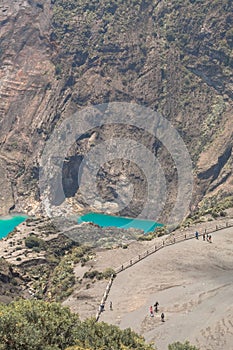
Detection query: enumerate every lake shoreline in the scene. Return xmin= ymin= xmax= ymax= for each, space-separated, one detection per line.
xmin=78 ymin=212 xmax=163 ymax=233
xmin=0 ymin=215 xmax=28 ymax=239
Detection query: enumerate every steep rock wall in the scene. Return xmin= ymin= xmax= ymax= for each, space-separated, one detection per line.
xmin=0 ymin=0 xmax=232 ymax=220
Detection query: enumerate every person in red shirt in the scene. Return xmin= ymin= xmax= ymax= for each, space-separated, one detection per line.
xmin=149 ymin=306 xmax=154 ymax=317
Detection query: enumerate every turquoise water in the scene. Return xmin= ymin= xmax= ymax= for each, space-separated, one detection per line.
xmin=0 ymin=216 xmax=27 ymax=239
xmin=78 ymin=212 xmax=163 ymax=233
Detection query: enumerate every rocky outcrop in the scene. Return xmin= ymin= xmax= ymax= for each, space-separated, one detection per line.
xmin=0 ymin=258 xmax=26 ymax=302
xmin=0 ymin=159 xmax=14 ymax=213
xmin=0 ymin=0 xmax=232 ymax=219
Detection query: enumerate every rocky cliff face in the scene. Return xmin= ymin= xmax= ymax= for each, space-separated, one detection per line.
xmin=0 ymin=0 xmax=232 ymax=222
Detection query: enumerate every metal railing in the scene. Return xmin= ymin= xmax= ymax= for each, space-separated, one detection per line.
xmin=96 ymin=219 xmax=233 ymax=321
xmin=114 ymin=220 xmax=233 ymax=274
xmin=95 ymin=274 xmax=115 ymax=322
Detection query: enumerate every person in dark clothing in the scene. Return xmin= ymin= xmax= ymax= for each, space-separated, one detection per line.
xmin=161 ymin=312 xmax=165 ymax=322
xmin=154 ymin=301 xmax=159 ymax=312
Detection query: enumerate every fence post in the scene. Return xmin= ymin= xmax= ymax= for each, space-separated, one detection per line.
xmin=185 ymin=234 xmax=186 ymax=239
xmin=130 ymin=260 xmax=132 ymax=265
xmin=154 ymin=245 xmax=157 ymax=251
xmin=138 ymin=255 xmax=141 ymax=260
xmin=226 ymin=222 xmax=228 ymax=227
xmin=216 ymin=225 xmax=218 ymax=230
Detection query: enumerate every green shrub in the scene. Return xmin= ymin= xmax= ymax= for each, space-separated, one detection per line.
xmin=48 ymin=258 xmax=75 ymax=301
xmin=102 ymin=267 xmax=116 ymax=278
xmin=83 ymin=268 xmax=115 ymax=280
xmin=25 ymin=235 xmax=45 ymax=250
xmin=83 ymin=270 xmax=102 ymax=279
xmin=168 ymin=341 xmax=199 ymax=350
xmin=11 ymin=278 xmax=18 ymax=286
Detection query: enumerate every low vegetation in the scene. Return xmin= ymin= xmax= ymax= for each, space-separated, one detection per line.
xmin=168 ymin=342 xmax=199 ymax=350
xmin=48 ymin=246 xmax=91 ymax=301
xmin=21 ymin=234 xmax=92 ymax=302
xmin=182 ymin=194 xmax=233 ymax=227
xmin=25 ymin=234 xmax=46 ymax=250
xmin=83 ymin=267 xmax=116 ymax=280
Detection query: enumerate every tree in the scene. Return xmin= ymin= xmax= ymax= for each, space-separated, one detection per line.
xmin=73 ymin=319 xmax=154 ymax=350
xmin=0 ymin=300 xmax=80 ymax=350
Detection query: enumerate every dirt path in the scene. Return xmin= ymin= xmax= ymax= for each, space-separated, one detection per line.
xmin=100 ymin=227 xmax=233 ymax=350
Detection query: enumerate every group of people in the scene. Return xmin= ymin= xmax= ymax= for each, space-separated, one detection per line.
xmin=149 ymin=302 xmax=165 ymax=322
xmin=195 ymin=231 xmax=212 ymax=243
xmin=204 ymin=233 xmax=212 ymax=242
xmin=102 ymin=300 xmax=165 ymax=321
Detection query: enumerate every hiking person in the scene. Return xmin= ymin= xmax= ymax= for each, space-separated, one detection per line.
xmin=203 ymin=233 xmax=205 ymax=240
xmin=161 ymin=312 xmax=165 ymax=322
xmin=208 ymin=234 xmax=212 ymax=243
xmin=149 ymin=306 xmax=154 ymax=317
xmin=195 ymin=231 xmax=199 ymax=239
xmin=154 ymin=301 xmax=159 ymax=312
xmin=110 ymin=301 xmax=113 ymax=310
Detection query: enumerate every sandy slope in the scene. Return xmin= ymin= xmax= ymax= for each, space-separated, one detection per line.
xmin=100 ymin=227 xmax=233 ymax=350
